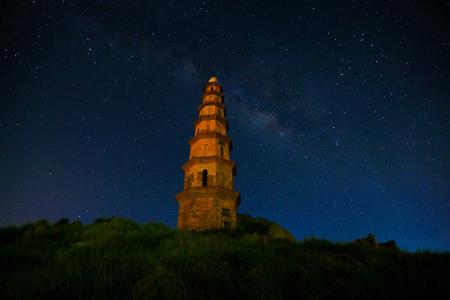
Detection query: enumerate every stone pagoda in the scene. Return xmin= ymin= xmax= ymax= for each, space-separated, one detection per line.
xmin=176 ymin=76 xmax=240 ymax=230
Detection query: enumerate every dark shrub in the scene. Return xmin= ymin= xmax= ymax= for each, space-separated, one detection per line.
xmin=55 ymin=218 xmax=70 ymax=226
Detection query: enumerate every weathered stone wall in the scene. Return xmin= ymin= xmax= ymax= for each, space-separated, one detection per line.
xmin=194 ymin=120 xmax=227 ymax=136
xmin=189 ymin=137 xmax=229 ymax=159
xmin=199 ymin=106 xmax=224 ymax=117
xmin=177 ymin=188 xmax=239 ymax=230
xmin=184 ymin=161 xmax=234 ymax=190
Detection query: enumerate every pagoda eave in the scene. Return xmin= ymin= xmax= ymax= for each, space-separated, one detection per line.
xmin=202 ymin=90 xmax=224 ymax=98
xmin=193 ymin=115 xmax=228 ymax=127
xmin=197 ymin=102 xmax=225 ymax=113
xmin=188 ymin=132 xmax=231 ymax=146
xmin=182 ymin=156 xmax=236 ymax=171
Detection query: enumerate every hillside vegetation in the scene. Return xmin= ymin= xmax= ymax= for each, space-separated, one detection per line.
xmin=0 ymin=215 xmax=449 ymax=300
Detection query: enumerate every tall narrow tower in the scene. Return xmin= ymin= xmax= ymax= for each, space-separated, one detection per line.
xmin=176 ymin=76 xmax=240 ymax=230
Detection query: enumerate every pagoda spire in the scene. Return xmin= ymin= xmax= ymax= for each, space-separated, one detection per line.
xmin=176 ymin=76 xmax=240 ymax=230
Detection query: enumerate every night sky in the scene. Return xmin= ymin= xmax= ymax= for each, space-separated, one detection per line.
xmin=1 ymin=1 xmax=449 ymax=251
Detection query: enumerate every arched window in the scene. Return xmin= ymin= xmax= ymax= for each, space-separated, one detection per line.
xmin=210 ymin=87 xmax=214 ymax=91
xmin=207 ymin=124 xmax=210 ymax=132
xmin=220 ymin=146 xmax=224 ymax=158
xmin=202 ymin=169 xmax=208 ymax=186
xmin=186 ymin=173 xmax=192 ymax=188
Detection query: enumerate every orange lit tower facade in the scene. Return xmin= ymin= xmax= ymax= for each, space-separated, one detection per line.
xmin=176 ymin=76 xmax=240 ymax=230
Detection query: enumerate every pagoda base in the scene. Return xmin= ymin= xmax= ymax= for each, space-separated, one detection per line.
xmin=176 ymin=186 xmax=240 ymax=231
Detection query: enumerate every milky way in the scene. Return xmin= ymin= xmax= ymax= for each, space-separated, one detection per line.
xmin=1 ymin=1 xmax=449 ymax=250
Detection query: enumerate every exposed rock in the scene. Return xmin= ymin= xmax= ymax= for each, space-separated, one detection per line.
xmin=379 ymin=240 xmax=398 ymax=250
xmin=355 ymin=234 xmax=398 ymax=250
xmin=355 ymin=233 xmax=378 ymax=247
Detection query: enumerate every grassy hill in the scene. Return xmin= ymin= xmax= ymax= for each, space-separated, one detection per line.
xmin=1 ymin=215 xmax=449 ymax=299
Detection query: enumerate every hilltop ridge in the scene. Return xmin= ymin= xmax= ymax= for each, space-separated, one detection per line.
xmin=0 ymin=215 xmax=449 ymax=299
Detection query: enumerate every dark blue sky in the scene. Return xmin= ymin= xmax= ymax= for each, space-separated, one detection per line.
xmin=1 ymin=0 xmax=449 ymax=251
